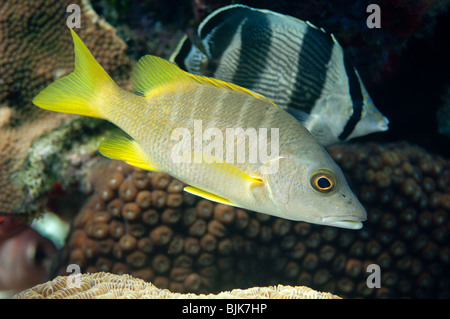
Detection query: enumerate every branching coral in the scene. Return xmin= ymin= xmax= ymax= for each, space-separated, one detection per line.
xmin=56 ymin=142 xmax=450 ymax=298
xmin=14 ymin=272 xmax=340 ymax=299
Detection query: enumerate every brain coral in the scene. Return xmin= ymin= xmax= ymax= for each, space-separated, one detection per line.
xmin=14 ymin=272 xmax=340 ymax=299
xmin=55 ymin=141 xmax=450 ymax=298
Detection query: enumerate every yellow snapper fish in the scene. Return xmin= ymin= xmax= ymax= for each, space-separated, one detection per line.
xmin=171 ymin=4 xmax=389 ymax=146
xmin=33 ymin=29 xmax=367 ymax=229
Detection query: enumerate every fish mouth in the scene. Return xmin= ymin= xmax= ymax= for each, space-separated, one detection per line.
xmin=321 ymin=216 xmax=365 ymax=230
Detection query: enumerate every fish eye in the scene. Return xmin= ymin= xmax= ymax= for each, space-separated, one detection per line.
xmin=310 ymin=170 xmax=337 ymax=193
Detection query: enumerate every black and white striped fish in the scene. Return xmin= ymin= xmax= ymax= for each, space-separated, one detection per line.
xmin=170 ymin=4 xmax=389 ymax=146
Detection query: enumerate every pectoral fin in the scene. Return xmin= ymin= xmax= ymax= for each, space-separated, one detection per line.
xmin=99 ymin=131 xmax=159 ymax=171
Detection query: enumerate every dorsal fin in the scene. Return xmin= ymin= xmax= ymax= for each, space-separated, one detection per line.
xmin=187 ymin=73 xmax=278 ymax=106
xmin=131 ymin=55 xmax=277 ymax=106
xmin=131 ymin=55 xmax=193 ymax=97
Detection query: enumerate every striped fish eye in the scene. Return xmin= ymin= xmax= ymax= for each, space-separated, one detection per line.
xmin=310 ymin=170 xmax=337 ymax=193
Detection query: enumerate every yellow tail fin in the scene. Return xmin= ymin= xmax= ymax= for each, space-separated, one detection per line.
xmin=32 ymin=28 xmax=116 ymax=119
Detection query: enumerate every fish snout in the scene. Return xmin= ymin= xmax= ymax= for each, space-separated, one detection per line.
xmin=321 ymin=200 xmax=367 ymax=229
xmin=321 ymin=217 xmax=365 ymax=230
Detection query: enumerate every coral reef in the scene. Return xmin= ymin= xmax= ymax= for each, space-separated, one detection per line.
xmin=0 ymin=110 xmax=70 ymax=214
xmin=0 ymin=0 xmax=132 ymax=118
xmin=0 ymin=112 xmax=105 ymax=216
xmin=56 ymin=142 xmax=450 ymax=298
xmin=0 ymin=0 xmax=133 ymax=216
xmin=14 ymin=272 xmax=340 ymax=299
xmin=327 ymin=142 xmax=450 ymax=298
xmin=2 ymin=0 xmax=449 ymax=300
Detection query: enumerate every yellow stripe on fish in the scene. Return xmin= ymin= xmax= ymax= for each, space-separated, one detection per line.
xmin=33 ymin=28 xmax=367 ymax=229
